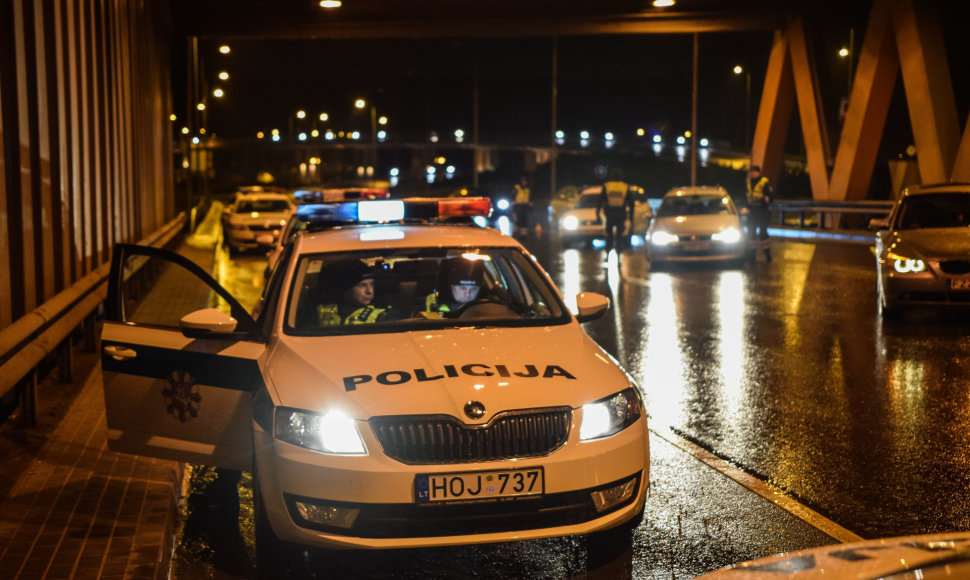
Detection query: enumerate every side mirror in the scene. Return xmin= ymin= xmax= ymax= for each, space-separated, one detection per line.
xmin=868 ymin=217 xmax=888 ymax=231
xmin=575 ymin=292 xmax=610 ymax=323
xmin=180 ymin=308 xmax=239 ymax=338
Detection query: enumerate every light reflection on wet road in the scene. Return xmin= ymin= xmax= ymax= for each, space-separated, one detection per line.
xmin=175 ymin=233 xmax=970 ymax=578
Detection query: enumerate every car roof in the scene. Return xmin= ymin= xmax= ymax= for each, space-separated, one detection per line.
xmin=236 ymin=192 xmax=293 ymax=201
xmin=662 ymin=185 xmax=729 ymax=197
xmin=294 ymin=223 xmax=522 ymax=254
xmin=901 ymin=182 xmax=970 ymax=197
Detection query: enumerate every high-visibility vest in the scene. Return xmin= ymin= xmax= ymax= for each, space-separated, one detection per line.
xmin=425 ymin=293 xmax=452 ymax=313
xmin=317 ymin=303 xmax=386 ymax=326
xmin=514 ymin=184 xmax=531 ymax=204
xmin=747 ymin=176 xmax=769 ymax=204
xmin=604 ymin=181 xmax=628 ymax=208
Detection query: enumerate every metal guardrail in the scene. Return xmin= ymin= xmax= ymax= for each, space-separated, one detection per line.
xmin=0 ymin=214 xmax=187 ymax=426
xmin=770 ymin=199 xmax=895 ymax=230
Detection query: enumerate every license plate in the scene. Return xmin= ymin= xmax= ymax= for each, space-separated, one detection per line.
xmin=415 ymin=467 xmax=544 ymax=504
xmin=948 ymin=278 xmax=970 ymax=289
xmin=681 ymin=241 xmax=711 ymax=251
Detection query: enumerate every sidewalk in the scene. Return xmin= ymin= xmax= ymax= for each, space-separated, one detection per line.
xmin=0 ymin=205 xmax=224 ymax=580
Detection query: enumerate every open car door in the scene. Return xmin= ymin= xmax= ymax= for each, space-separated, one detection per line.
xmin=101 ymin=244 xmax=265 ymax=471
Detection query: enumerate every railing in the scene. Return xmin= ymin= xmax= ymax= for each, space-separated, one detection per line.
xmin=770 ymin=199 xmax=894 ymax=234
xmin=0 ymin=214 xmax=187 ymax=427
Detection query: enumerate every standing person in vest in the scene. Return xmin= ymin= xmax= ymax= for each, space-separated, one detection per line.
xmin=512 ymin=176 xmax=532 ymax=238
xmin=317 ymin=259 xmax=397 ymax=326
xmin=745 ymin=165 xmax=774 ymax=261
xmin=596 ymin=168 xmax=636 ymax=254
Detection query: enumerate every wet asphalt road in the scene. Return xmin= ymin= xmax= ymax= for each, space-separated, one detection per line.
xmin=173 ymin=234 xmax=970 ymax=578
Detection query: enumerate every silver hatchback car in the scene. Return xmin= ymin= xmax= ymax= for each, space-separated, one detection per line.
xmin=870 ymin=183 xmax=970 ymax=317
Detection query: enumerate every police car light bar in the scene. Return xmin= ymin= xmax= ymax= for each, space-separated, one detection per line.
xmin=298 ymin=197 xmax=492 ymax=230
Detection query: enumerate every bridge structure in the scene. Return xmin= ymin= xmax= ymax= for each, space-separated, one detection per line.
xmin=0 ymin=0 xmax=968 ymax=417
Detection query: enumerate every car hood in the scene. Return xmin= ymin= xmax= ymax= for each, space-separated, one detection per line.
xmin=561 ymin=207 xmax=598 ymax=220
xmin=266 ymin=325 xmax=630 ymax=423
xmin=651 ymin=214 xmax=739 ymax=235
xmin=697 ymin=532 xmax=970 ymax=579
xmin=887 ymin=228 xmax=970 ymax=259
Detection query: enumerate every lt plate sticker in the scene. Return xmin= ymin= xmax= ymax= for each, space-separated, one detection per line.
xmin=415 ymin=467 xmax=544 ymax=503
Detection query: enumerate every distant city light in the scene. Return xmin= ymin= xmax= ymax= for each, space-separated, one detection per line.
xmin=319 ymin=0 xmax=342 ymax=7
xmin=435 ymin=156 xmax=446 ymax=164
xmin=181 ymin=127 xmax=189 ymax=135
xmin=676 ymin=136 xmax=686 ymax=145
xmin=355 ymin=98 xmax=366 ymax=109
xmin=192 ymin=137 xmax=200 ymax=144
xmin=272 ymin=134 xmax=280 ymax=142
xmin=256 ymin=131 xmax=265 ymax=139
xmin=319 ymin=112 xmax=329 ymax=121
xmin=637 ymin=128 xmax=645 ymax=136
xmin=377 ymin=130 xmax=387 ymax=142
xmin=652 ymin=134 xmax=662 ymax=143
xmin=271 ymin=128 xmax=279 ymax=136
xmin=219 ymin=71 xmax=229 ymax=80
xmin=311 ymin=129 xmax=319 ymax=138
xmin=212 ymin=88 xmax=224 ymax=98
xmin=430 ymin=132 xmax=439 ymax=143
xmin=296 ymin=110 xmax=306 ymax=119
xmin=605 ymin=132 xmax=614 ymax=141
xmin=389 ymin=167 xmax=400 ymax=177
xmin=652 ymin=0 xmax=675 ymax=6
xmin=555 ymin=130 xmax=565 ymax=139
xmin=218 ymin=45 xmax=231 ymax=54
xmin=169 ymin=114 xmax=177 ymax=122
xmin=580 ymin=130 xmax=590 ymax=139
xmin=325 ymin=130 xmax=335 ymax=141
xmin=378 ymin=116 xmax=388 ymax=125
xmin=839 ymin=47 xmax=849 ymax=57
xmin=700 ymin=138 xmax=710 ymax=147
xmin=684 ymin=130 xmax=692 ymax=138
xmin=298 ymin=132 xmax=307 ymax=141
xmin=196 ymin=102 xmax=205 ymax=111
xmin=454 ymin=129 xmax=465 ymax=143
xmin=733 ymin=65 xmax=743 ymax=75
xmin=350 ymin=131 xmax=361 ymax=140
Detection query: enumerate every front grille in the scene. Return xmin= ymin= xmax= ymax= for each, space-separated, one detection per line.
xmin=939 ymin=260 xmax=970 ymax=274
xmin=248 ymin=224 xmax=279 ymax=232
xmin=370 ymin=407 xmax=572 ymax=464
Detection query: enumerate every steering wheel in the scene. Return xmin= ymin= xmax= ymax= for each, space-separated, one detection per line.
xmin=454 ymin=298 xmax=496 ymax=318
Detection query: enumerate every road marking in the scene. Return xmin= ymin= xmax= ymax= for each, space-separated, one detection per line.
xmin=652 ymin=426 xmax=865 ymax=544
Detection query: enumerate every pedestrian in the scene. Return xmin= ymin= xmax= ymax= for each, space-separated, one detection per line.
xmin=745 ymin=165 xmax=773 ymax=261
xmin=512 ymin=176 xmax=532 ymax=238
xmin=596 ymin=168 xmax=636 ymax=254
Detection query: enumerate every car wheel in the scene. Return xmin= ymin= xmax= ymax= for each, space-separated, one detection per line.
xmin=585 ymin=505 xmax=643 ymax=564
xmin=254 ymin=481 xmax=305 ymax=579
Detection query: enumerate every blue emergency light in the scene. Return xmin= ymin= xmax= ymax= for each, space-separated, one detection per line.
xmin=298 ymin=197 xmax=492 ymax=231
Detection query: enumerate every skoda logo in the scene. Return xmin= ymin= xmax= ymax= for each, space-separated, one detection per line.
xmin=464 ymin=401 xmax=486 ymax=420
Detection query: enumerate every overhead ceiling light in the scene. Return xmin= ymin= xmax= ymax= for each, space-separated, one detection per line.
xmin=653 ymin=0 xmax=675 ymax=7
xmin=319 ymin=0 xmax=342 ymax=7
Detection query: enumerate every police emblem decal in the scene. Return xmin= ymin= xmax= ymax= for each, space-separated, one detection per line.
xmin=162 ymin=370 xmax=201 ymax=423
xmin=464 ymin=400 xmax=486 ymax=420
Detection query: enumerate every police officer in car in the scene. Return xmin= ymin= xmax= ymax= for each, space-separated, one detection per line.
xmin=318 ymin=259 xmax=397 ymax=325
xmin=596 ymin=168 xmax=636 ymax=254
xmin=425 ymin=258 xmax=485 ymax=314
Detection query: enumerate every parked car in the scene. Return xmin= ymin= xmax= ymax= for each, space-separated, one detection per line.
xmin=101 ymin=197 xmax=649 ymax=572
xmin=222 ymin=192 xmax=296 ymax=255
xmin=646 ymin=186 xmax=745 ymax=267
xmin=869 ymin=182 xmax=970 ymax=318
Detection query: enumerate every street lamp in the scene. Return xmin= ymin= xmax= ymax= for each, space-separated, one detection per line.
xmin=733 ymin=65 xmax=751 ymax=148
xmin=355 ymin=98 xmax=378 ymax=170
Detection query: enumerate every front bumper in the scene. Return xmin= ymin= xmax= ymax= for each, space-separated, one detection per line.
xmin=881 ymin=267 xmax=970 ymax=308
xmin=649 ymin=240 xmax=745 ymax=263
xmin=253 ymin=414 xmax=649 ymax=549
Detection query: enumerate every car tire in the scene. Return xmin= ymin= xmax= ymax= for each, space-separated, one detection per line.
xmin=585 ymin=505 xmax=643 ymax=564
xmin=254 ymin=481 xmax=305 ymax=579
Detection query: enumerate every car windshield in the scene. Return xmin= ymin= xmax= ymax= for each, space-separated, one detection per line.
xmin=896 ymin=193 xmax=970 ymax=230
xmin=656 ymin=194 xmax=732 ymax=217
xmin=284 ymin=246 xmax=570 ymax=335
xmin=236 ymin=199 xmax=292 ymax=213
xmin=574 ymin=194 xmax=600 ymax=209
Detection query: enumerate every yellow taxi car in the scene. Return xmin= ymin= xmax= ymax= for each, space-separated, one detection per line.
xmin=100 ymin=198 xmax=649 ymax=569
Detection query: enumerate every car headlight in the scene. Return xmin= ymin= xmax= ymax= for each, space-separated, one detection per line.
xmin=579 ymin=388 xmax=642 ymax=441
xmin=275 ymin=408 xmax=367 ymax=455
xmin=562 ymin=215 xmax=579 ymax=231
xmin=712 ymin=227 xmax=741 ymax=244
xmin=888 ymin=251 xmax=926 ymax=273
xmin=650 ymin=230 xmax=678 ymax=246
xmin=496 ymin=198 xmax=511 ymax=211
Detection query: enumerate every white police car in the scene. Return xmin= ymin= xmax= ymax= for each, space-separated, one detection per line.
xmin=101 ymin=198 xmax=648 ymax=566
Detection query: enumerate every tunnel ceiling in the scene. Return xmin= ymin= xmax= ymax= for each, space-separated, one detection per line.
xmin=170 ymin=0 xmax=839 ymax=39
